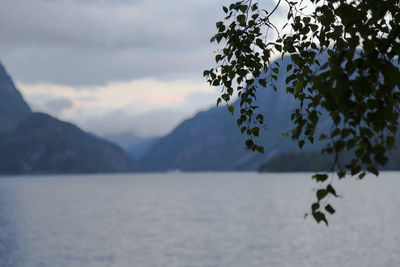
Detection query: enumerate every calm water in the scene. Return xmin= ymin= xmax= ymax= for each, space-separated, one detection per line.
xmin=0 ymin=172 xmax=399 ymax=267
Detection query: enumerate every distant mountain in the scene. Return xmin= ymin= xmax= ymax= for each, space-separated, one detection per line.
xmin=0 ymin=113 xmax=134 ymax=174
xmin=104 ymin=132 xmax=160 ymax=160
xmin=0 ymin=61 xmax=134 ymax=174
xmin=0 ymin=63 xmax=32 ymax=133
xmin=140 ymin=57 xmax=324 ymax=171
xmin=258 ymin=151 xmax=337 ymax=172
xmin=260 ymin=136 xmax=400 ymax=172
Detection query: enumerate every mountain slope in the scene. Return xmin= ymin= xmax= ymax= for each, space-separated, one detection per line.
xmin=140 ymin=57 xmax=323 ymax=171
xmin=0 ymin=61 xmax=135 ymax=174
xmin=104 ymin=132 xmax=160 ymax=160
xmin=0 ymin=113 xmax=134 ymax=174
xmin=0 ymin=62 xmax=31 ymax=133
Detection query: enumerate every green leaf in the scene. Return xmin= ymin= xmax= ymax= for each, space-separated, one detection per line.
xmin=316 ymin=189 xmax=328 ymax=201
xmin=258 ymin=79 xmax=267 ymax=87
xmin=375 ymin=154 xmax=388 ymax=166
xmin=298 ymin=140 xmax=305 ymax=149
xmin=311 ymin=203 xmax=320 ymax=212
xmin=325 ymin=204 xmax=335 ymax=215
xmin=327 ymin=184 xmax=338 ymax=197
xmin=351 ymin=164 xmax=362 ymax=176
xmin=256 ymin=146 xmax=264 ymax=153
xmin=387 ymin=136 xmax=395 ymax=149
xmin=312 ymin=212 xmax=328 ymax=225
xmin=367 ymin=166 xmax=379 ymax=176
xmin=294 ymin=81 xmax=303 ymax=92
xmin=256 ymin=114 xmax=264 ymax=123
xmin=251 ymin=127 xmax=260 ymax=137
xmin=237 ymin=14 xmax=246 ymax=26
xmin=388 ymin=125 xmax=397 ymax=134
xmin=358 ymin=172 xmax=366 ymax=179
xmin=221 ymin=93 xmax=230 ymax=101
xmin=312 ymin=173 xmax=328 ymax=182
xmin=347 ymin=138 xmax=357 ymax=150
xmin=245 ymin=139 xmax=254 ymax=149
xmin=310 ymin=24 xmax=318 ymax=31
xmin=228 ymin=106 xmax=234 ymax=115
xmin=319 ymin=134 xmax=327 ymax=140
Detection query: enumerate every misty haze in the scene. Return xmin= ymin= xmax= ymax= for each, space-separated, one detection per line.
xmin=1 ymin=0 xmax=400 ymax=266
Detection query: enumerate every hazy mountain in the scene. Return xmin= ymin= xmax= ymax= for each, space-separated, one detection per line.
xmin=0 ymin=62 xmax=134 ymax=174
xmin=104 ymin=132 xmax=160 ymax=160
xmin=0 ymin=113 xmax=134 ymax=174
xmin=140 ymin=57 xmax=324 ymax=171
xmin=260 ymin=137 xmax=400 ymax=172
xmin=0 ymin=62 xmax=32 ymax=133
xmin=258 ymin=151 xmax=339 ymax=172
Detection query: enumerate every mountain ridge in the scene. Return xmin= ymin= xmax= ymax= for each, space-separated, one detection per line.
xmin=0 ymin=62 xmax=32 ymax=133
xmin=139 ymin=56 xmax=321 ymax=171
xmin=0 ymin=61 xmax=135 ymax=174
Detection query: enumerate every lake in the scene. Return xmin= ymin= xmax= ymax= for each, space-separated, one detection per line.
xmin=0 ymin=172 xmax=399 ymax=267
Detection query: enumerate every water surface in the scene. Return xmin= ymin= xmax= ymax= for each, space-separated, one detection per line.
xmin=0 ymin=172 xmax=399 ymax=267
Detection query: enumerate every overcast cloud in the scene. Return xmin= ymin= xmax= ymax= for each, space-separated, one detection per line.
xmin=0 ymin=0 xmax=226 ymax=85
xmin=0 ymin=0 xmax=276 ymax=136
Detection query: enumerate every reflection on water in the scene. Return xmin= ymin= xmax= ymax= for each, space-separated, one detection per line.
xmin=0 ymin=172 xmax=399 ymax=267
xmin=0 ymin=185 xmax=23 ymax=267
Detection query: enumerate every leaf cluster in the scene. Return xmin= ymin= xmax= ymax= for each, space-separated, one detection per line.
xmin=205 ymin=0 xmax=400 ymax=224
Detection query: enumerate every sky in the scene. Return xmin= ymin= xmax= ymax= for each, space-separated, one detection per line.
xmin=0 ymin=0 xmax=277 ymax=137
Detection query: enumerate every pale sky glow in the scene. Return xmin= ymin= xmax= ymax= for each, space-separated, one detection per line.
xmin=18 ymin=79 xmax=218 ymax=136
xmin=19 ymin=79 xmax=215 ymax=112
xmin=0 ymin=0 xmax=278 ymax=137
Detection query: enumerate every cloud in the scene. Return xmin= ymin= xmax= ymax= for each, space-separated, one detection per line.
xmin=18 ymin=78 xmax=216 ymax=111
xmin=0 ymin=0 xmax=231 ymax=85
xmin=0 ymin=0 xmax=277 ymax=85
xmin=1 ymin=0 xmax=200 ymax=48
xmin=17 ymin=78 xmax=219 ymax=136
xmin=21 ymin=93 xmax=74 ymax=116
xmin=2 ymin=0 xmax=278 ymax=136
xmin=81 ymin=109 xmax=188 ymax=137
xmin=44 ymin=97 xmax=74 ymax=115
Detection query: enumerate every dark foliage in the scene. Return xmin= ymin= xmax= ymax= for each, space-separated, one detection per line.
xmin=206 ymin=0 xmax=400 ymax=223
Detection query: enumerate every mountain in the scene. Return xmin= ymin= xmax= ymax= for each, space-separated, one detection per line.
xmin=104 ymin=132 xmax=160 ymax=160
xmin=140 ymin=57 xmax=323 ymax=171
xmin=0 ymin=113 xmax=134 ymax=174
xmin=258 ymin=151 xmax=339 ymax=172
xmin=260 ymin=136 xmax=400 ymax=172
xmin=0 ymin=61 xmax=134 ymax=174
xmin=0 ymin=63 xmax=32 ymax=133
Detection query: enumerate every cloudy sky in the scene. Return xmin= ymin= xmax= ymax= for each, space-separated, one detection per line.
xmin=0 ymin=0 xmax=276 ymax=137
